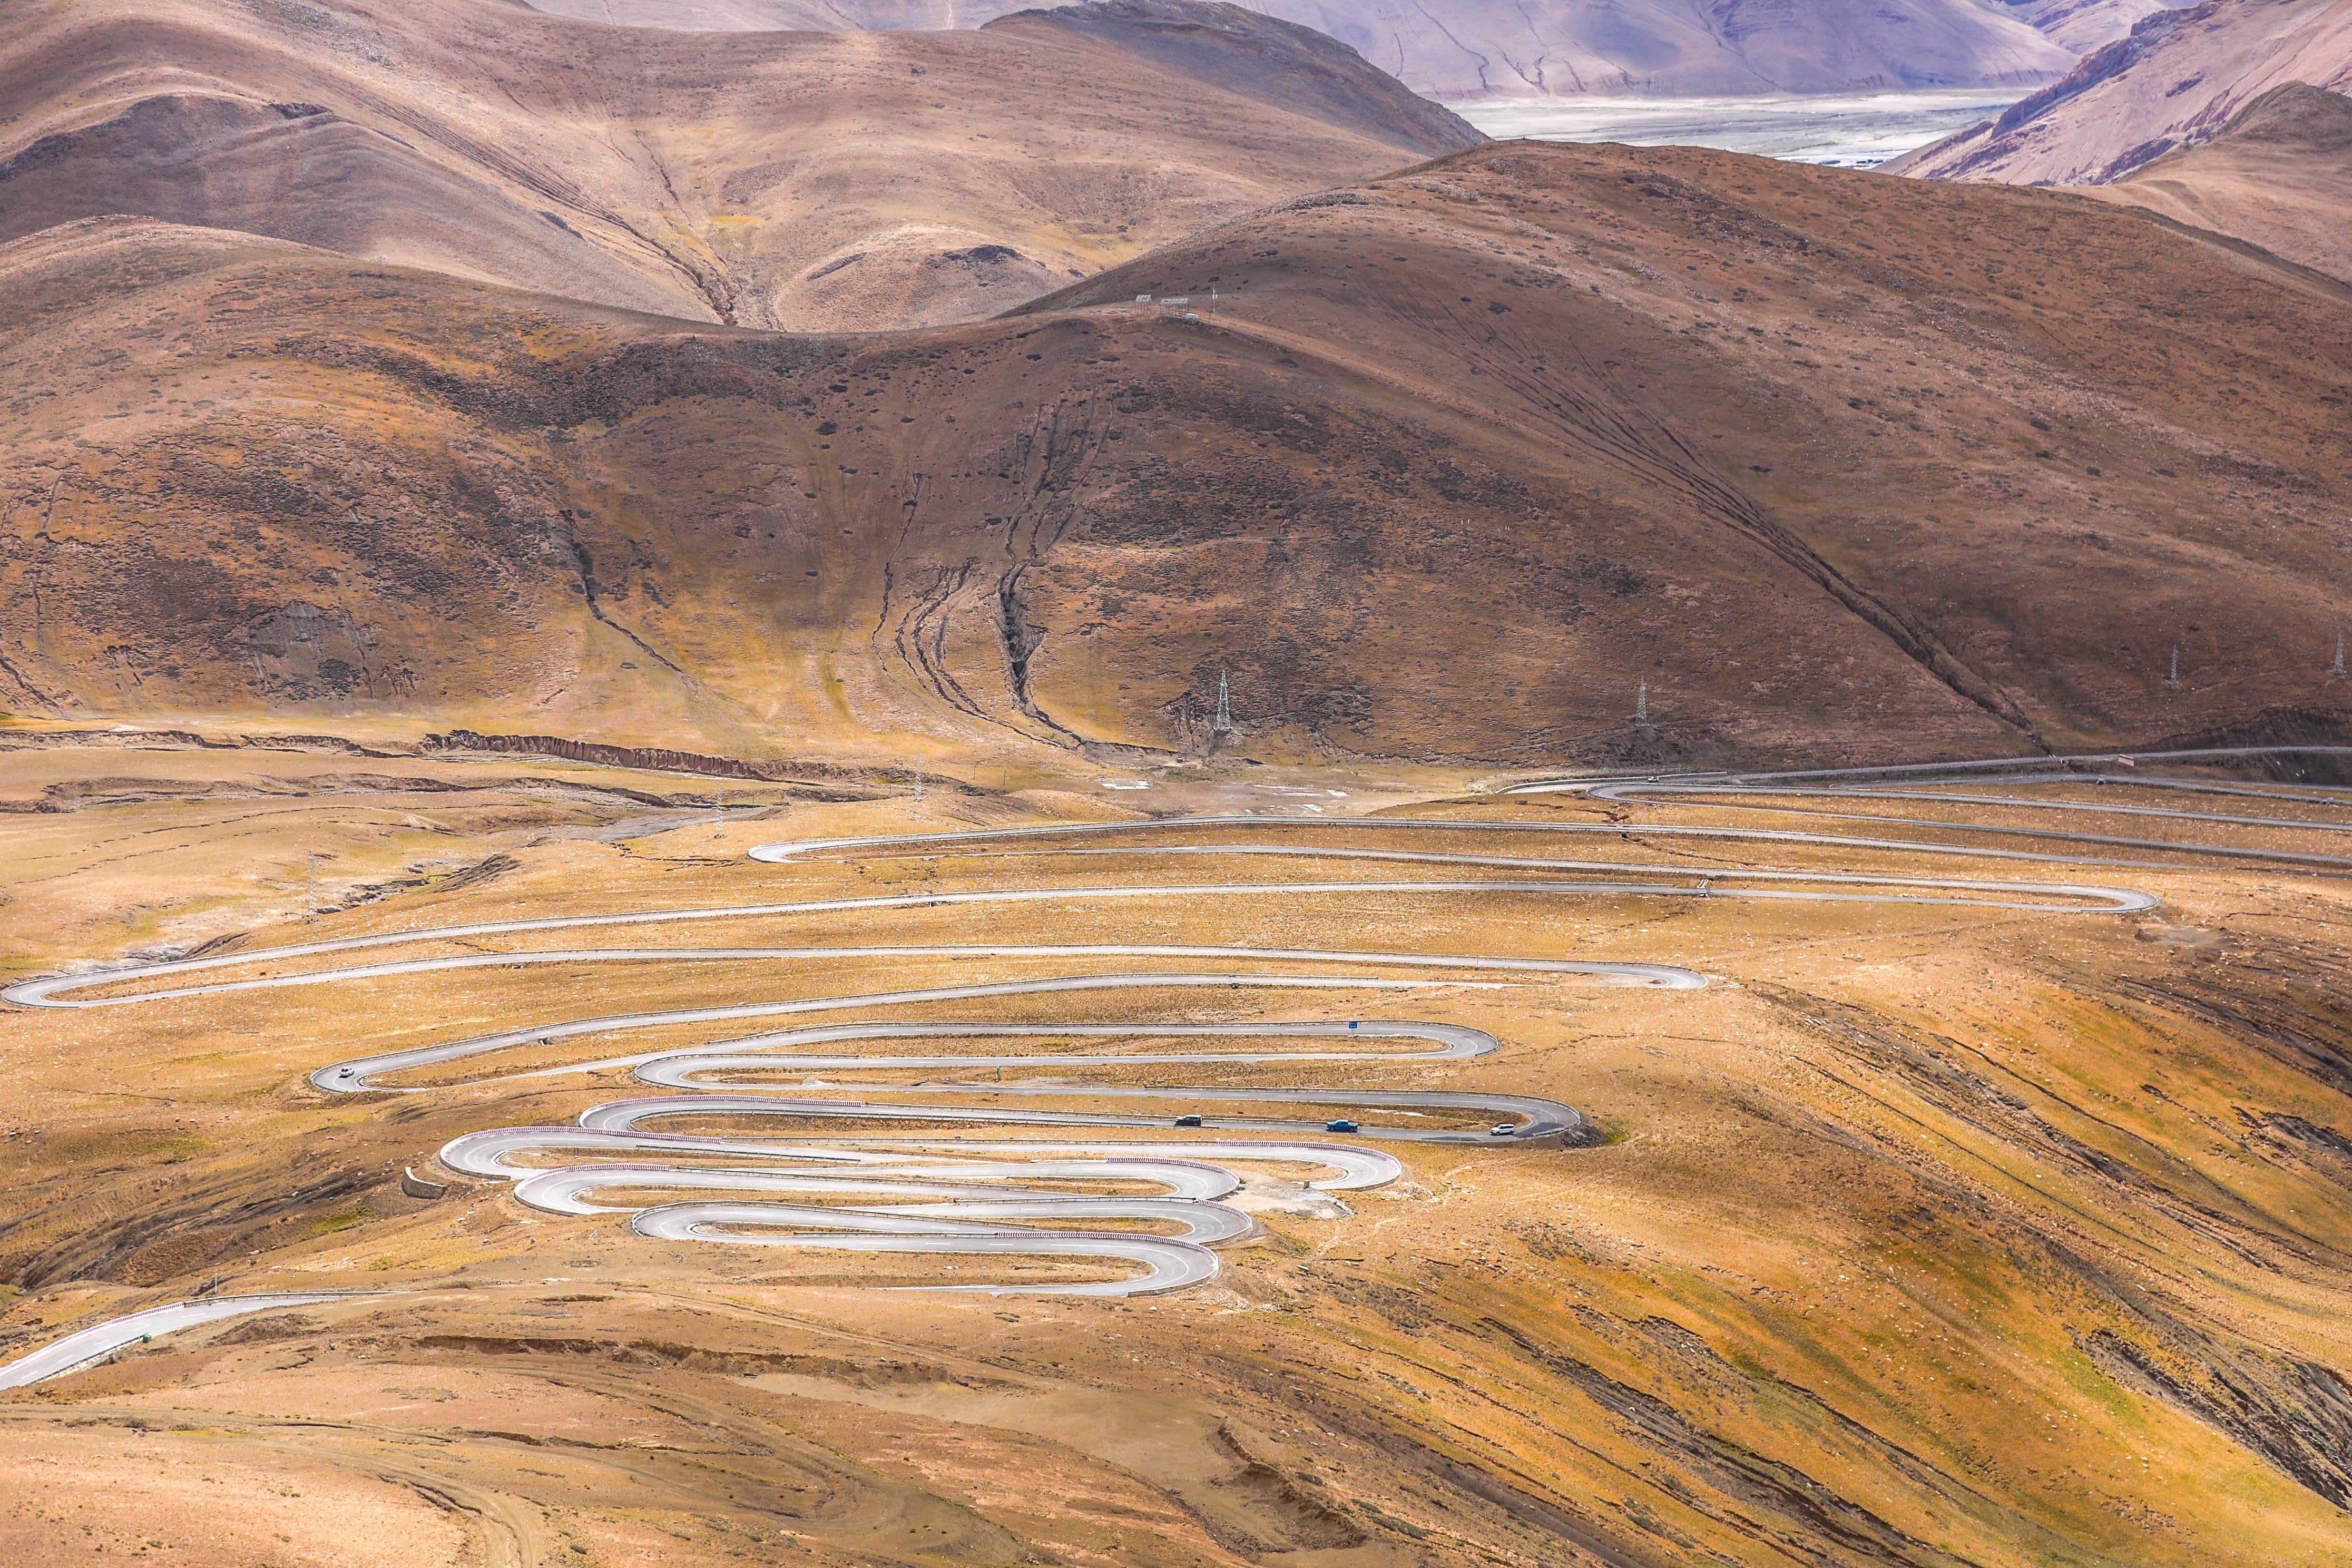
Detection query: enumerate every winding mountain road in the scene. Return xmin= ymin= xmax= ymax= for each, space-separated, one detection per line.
xmin=5 ymin=747 xmax=2338 ymax=1337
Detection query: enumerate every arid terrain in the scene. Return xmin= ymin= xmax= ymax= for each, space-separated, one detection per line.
xmin=1887 ymin=0 xmax=2352 ymax=305
xmin=5 ymin=2 xmax=2352 ymax=1566
xmin=2006 ymin=0 xmax=2172 ymax=54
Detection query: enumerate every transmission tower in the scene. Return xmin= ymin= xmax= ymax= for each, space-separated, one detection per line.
xmin=2334 ymin=632 xmax=2345 ymax=679
xmin=1213 ymin=669 xmax=1232 ymax=733
xmin=2166 ymin=645 xmax=2182 ymax=688
xmin=1634 ymin=678 xmax=1649 ymax=725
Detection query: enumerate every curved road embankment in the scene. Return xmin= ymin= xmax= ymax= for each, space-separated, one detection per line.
xmin=0 ymin=1292 xmax=393 ymax=1390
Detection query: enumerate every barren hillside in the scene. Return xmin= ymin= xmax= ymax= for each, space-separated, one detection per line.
xmin=981 ymin=1 xmax=1483 ymax=151
xmin=4 ymin=141 xmax=2348 ymax=769
xmin=0 ymin=0 xmax=1476 ymax=332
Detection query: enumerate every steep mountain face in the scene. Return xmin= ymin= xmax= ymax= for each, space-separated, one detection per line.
xmin=1888 ymin=0 xmax=2352 ymax=183
xmin=0 ymin=0 xmax=1469 ymax=334
xmin=5 ymin=143 xmax=2348 ymax=767
xmin=2086 ymin=81 xmax=2352 ymax=281
xmin=2002 ymin=0 xmax=2174 ymax=53
xmin=534 ymin=0 xmax=2080 ymax=99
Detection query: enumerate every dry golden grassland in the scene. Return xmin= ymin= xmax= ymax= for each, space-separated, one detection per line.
xmin=2 ymin=731 xmax=2350 ymax=1567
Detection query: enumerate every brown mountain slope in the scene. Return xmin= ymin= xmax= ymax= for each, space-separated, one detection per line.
xmin=0 ymin=92 xmax=703 ymax=320
xmin=3 ymin=143 xmax=2349 ymax=769
xmin=0 ymin=0 xmax=1467 ymax=332
xmin=981 ymin=2 xmax=1483 ymax=153
xmin=2086 ymin=81 xmax=2352 ymax=282
xmin=536 ymin=0 xmax=2079 ymax=99
xmin=1888 ymin=0 xmax=2352 ymax=183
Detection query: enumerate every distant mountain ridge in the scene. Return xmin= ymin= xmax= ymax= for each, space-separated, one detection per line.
xmin=2082 ymin=80 xmax=2352 ymax=281
xmin=527 ymin=0 xmax=2084 ymax=99
xmin=1888 ymin=0 xmax=2352 ymax=183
